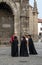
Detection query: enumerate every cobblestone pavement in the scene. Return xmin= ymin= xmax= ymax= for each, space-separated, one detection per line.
xmin=0 ymin=42 xmax=42 ymax=65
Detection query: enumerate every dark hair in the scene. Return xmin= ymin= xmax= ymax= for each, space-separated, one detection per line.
xmin=14 ymin=36 xmax=17 ymax=39
xmin=22 ymin=36 xmax=25 ymax=39
xmin=28 ymin=35 xmax=31 ymax=37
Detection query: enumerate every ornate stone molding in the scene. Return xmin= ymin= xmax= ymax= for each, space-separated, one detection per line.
xmin=0 ymin=0 xmax=17 ymax=15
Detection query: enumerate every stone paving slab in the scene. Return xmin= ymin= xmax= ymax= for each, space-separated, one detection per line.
xmin=0 ymin=55 xmax=42 ymax=65
xmin=0 ymin=42 xmax=42 ymax=65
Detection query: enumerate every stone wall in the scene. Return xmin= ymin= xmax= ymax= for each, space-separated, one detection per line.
xmin=0 ymin=0 xmax=38 ymax=43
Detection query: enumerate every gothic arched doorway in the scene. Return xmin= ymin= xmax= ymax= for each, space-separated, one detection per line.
xmin=0 ymin=2 xmax=14 ymax=42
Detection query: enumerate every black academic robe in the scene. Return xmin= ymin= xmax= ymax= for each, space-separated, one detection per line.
xmin=28 ymin=38 xmax=37 ymax=55
xmin=11 ymin=39 xmax=18 ymax=57
xmin=20 ymin=39 xmax=29 ymax=57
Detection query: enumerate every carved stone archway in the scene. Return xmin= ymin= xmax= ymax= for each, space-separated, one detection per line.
xmin=0 ymin=0 xmax=20 ymax=42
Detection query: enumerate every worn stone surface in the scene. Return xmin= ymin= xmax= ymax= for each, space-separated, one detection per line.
xmin=0 ymin=42 xmax=42 ymax=65
xmin=0 ymin=0 xmax=38 ymax=42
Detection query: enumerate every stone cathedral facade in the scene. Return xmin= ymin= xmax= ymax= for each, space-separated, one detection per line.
xmin=0 ymin=0 xmax=38 ymax=43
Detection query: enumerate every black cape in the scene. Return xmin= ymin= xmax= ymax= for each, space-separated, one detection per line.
xmin=28 ymin=38 xmax=37 ymax=55
xmin=20 ymin=39 xmax=29 ymax=57
xmin=11 ymin=39 xmax=18 ymax=57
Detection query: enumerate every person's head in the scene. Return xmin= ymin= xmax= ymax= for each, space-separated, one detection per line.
xmin=28 ymin=35 xmax=31 ymax=39
xmin=13 ymin=33 xmax=16 ymax=36
xmin=21 ymin=36 xmax=25 ymax=40
xmin=14 ymin=36 xmax=17 ymax=40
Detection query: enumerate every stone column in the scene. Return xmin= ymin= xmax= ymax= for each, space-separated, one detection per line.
xmin=14 ymin=2 xmax=20 ymax=43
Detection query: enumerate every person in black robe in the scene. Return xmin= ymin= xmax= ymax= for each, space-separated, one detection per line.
xmin=11 ymin=36 xmax=18 ymax=57
xmin=28 ymin=35 xmax=38 ymax=55
xmin=20 ymin=36 xmax=29 ymax=57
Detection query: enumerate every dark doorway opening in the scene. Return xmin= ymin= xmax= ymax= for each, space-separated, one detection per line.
xmin=0 ymin=2 xmax=14 ymax=42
